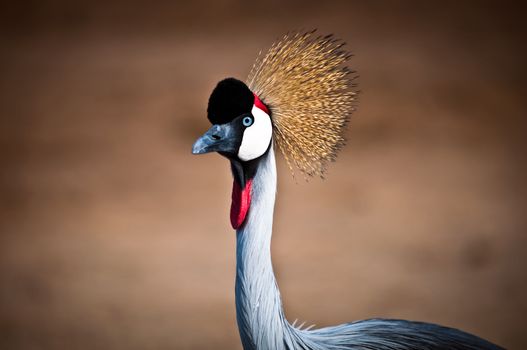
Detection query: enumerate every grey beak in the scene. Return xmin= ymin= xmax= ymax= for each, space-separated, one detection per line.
xmin=192 ymin=123 xmax=240 ymax=155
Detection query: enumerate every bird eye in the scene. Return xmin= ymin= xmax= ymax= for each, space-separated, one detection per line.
xmin=242 ymin=116 xmax=254 ymax=127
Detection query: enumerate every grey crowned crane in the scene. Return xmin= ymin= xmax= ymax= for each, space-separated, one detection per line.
xmin=191 ymin=31 xmax=503 ymax=350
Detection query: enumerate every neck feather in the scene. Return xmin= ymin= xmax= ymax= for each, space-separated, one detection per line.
xmin=232 ymin=147 xmax=356 ymax=350
xmin=235 ymin=145 xmax=292 ymax=350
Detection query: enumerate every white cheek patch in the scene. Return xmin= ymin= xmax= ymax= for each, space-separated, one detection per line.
xmin=237 ymin=106 xmax=273 ymax=161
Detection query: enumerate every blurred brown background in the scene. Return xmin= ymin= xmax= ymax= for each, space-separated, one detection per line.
xmin=1 ymin=1 xmax=526 ymax=349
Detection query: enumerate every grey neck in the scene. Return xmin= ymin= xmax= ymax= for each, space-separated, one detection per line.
xmin=230 ymin=146 xmax=502 ymax=350
xmin=235 ymin=145 xmax=291 ymax=350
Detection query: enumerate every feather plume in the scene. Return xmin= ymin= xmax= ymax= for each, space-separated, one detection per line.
xmin=247 ymin=30 xmax=358 ymax=178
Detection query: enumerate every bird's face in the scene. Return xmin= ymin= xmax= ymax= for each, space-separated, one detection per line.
xmin=192 ymin=78 xmax=273 ymax=229
xmin=191 ymin=105 xmax=272 ymax=163
xmin=192 ymin=78 xmax=272 ymax=166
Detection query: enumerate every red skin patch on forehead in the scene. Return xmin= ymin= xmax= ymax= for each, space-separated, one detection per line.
xmin=253 ymin=93 xmax=269 ymax=114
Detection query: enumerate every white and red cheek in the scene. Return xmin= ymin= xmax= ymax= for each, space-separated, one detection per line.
xmin=237 ymin=104 xmax=273 ymax=162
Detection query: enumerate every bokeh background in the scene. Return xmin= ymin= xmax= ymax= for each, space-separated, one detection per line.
xmin=1 ymin=1 xmax=526 ymax=349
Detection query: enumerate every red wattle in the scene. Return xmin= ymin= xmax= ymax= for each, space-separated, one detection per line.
xmin=230 ymin=179 xmax=253 ymax=229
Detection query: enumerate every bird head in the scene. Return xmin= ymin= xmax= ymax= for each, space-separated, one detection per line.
xmin=192 ymin=78 xmax=273 ymax=166
xmin=192 ymin=31 xmax=357 ymax=230
xmin=192 ymin=78 xmax=273 ymax=230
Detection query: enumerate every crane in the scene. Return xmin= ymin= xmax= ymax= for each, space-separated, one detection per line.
xmin=191 ymin=31 xmax=503 ymax=350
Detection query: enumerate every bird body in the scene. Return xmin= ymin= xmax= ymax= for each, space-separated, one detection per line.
xmin=192 ymin=31 xmax=503 ymax=350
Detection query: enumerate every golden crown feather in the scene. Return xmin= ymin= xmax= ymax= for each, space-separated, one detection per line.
xmin=247 ymin=30 xmax=358 ymax=179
